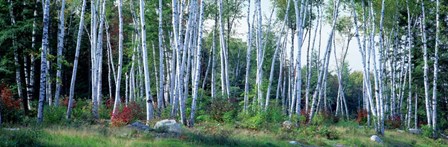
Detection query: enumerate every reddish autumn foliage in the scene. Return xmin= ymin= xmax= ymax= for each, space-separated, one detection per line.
xmin=0 ymin=86 xmax=21 ymax=110
xmin=0 ymin=85 xmax=23 ymax=123
xmin=111 ymin=102 xmax=144 ymax=127
xmin=386 ymin=115 xmax=402 ymax=129
xmin=300 ymin=109 xmax=310 ymax=124
xmin=105 ymin=98 xmax=114 ymax=109
xmin=356 ymin=109 xmax=368 ymax=124
xmin=62 ymin=97 xmax=77 ymax=108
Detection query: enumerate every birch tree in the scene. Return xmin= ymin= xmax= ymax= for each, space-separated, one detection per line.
xmin=37 ymin=0 xmax=50 ymax=123
xmin=218 ymin=0 xmax=230 ymax=98
xmin=93 ymin=0 xmax=106 ymax=119
xmin=139 ymin=0 xmax=155 ymax=123
xmin=309 ymin=0 xmax=339 ymax=122
xmin=265 ymin=0 xmax=290 ymax=110
xmin=406 ymin=0 xmax=413 ymax=129
xmin=190 ymin=0 xmax=205 ymax=127
xmin=113 ymin=0 xmax=125 ymax=117
xmin=255 ymin=0 xmax=263 ymax=108
xmin=67 ymin=0 xmax=87 ymax=119
xmin=158 ymin=0 xmax=165 ymax=114
xmin=432 ymin=0 xmax=439 ymax=137
xmin=243 ymin=0 xmax=252 ymax=112
xmin=55 ymin=0 xmax=66 ymax=107
xmin=8 ymin=0 xmax=23 ymax=108
xmin=420 ymin=0 xmax=431 ymax=127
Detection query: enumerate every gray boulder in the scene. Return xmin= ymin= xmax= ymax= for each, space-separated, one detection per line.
xmin=154 ymin=119 xmax=182 ymax=134
xmin=283 ymin=121 xmax=293 ymax=130
xmin=370 ymin=135 xmax=382 ymax=143
xmin=408 ymin=129 xmax=421 ymax=135
xmin=127 ymin=122 xmax=151 ymax=131
xmin=288 ymin=141 xmax=298 ymax=145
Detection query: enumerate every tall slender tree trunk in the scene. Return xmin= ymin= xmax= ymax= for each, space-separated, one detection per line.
xmin=170 ymin=0 xmax=180 ymax=118
xmin=9 ymin=0 xmax=30 ymax=115
xmin=420 ymin=0 xmax=431 ymax=127
xmin=90 ymin=0 xmax=98 ymax=109
xmin=158 ymin=0 xmax=165 ymax=115
xmin=113 ymin=0 xmax=125 ymax=118
xmin=415 ymin=93 xmax=418 ymax=128
xmin=293 ymin=0 xmax=307 ymax=117
xmin=138 ymin=0 xmax=155 ymax=123
xmin=265 ymin=0 xmax=290 ymax=111
xmin=37 ymin=0 xmax=50 ymax=123
xmin=211 ymin=26 xmax=217 ymax=100
xmin=309 ymin=0 xmax=339 ymax=123
xmin=67 ymin=0 xmax=86 ymax=119
xmin=218 ymin=0 xmax=230 ymax=98
xmin=243 ymin=0 xmax=252 ymax=111
xmin=432 ymin=0 xmax=439 ymax=138
xmin=189 ymin=0 xmax=205 ymax=127
xmin=9 ymin=0 xmax=23 ymax=107
xmin=306 ymin=1 xmax=318 ymax=113
xmin=29 ymin=0 xmax=40 ymax=109
xmin=406 ymin=0 xmax=412 ymax=129
xmin=93 ymin=0 xmax=106 ymax=119
xmin=55 ymin=0 xmax=66 ymax=107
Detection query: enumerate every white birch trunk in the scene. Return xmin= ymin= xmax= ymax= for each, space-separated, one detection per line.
xmin=125 ymin=73 xmax=129 ymax=106
xmin=113 ymin=0 xmax=124 ymax=117
xmin=218 ymin=0 xmax=230 ymax=98
xmin=94 ymin=0 xmax=106 ymax=117
xmin=309 ymin=0 xmax=339 ymax=122
xmin=432 ymin=0 xmax=439 ymax=137
xmin=67 ymin=0 xmax=86 ymax=119
xmin=158 ymin=0 xmax=165 ymax=113
xmin=211 ymin=27 xmax=217 ymax=100
xmin=138 ymin=0 xmax=155 ymax=123
xmin=420 ymin=0 xmax=432 ymax=126
xmin=189 ymin=0 xmax=205 ymax=127
xmin=170 ymin=0 xmax=180 ymax=118
xmin=55 ymin=0 xmax=66 ymax=107
xmin=243 ymin=0 xmax=252 ymax=111
xmin=9 ymin=0 xmax=23 ymax=107
xmin=37 ymin=0 xmax=50 ymax=123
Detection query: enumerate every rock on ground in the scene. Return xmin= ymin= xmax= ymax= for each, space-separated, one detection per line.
xmin=154 ymin=119 xmax=182 ymax=134
xmin=370 ymin=135 xmax=382 ymax=143
xmin=408 ymin=129 xmax=421 ymax=135
xmin=127 ymin=122 xmax=151 ymax=131
xmin=283 ymin=121 xmax=293 ymax=130
xmin=288 ymin=141 xmax=298 ymax=145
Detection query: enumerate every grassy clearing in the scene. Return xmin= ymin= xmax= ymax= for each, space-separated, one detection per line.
xmin=1 ymin=121 xmax=446 ymax=147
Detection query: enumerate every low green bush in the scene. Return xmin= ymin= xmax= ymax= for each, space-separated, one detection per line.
xmin=0 ymin=129 xmax=41 ymax=146
xmin=236 ymin=105 xmax=284 ymax=130
xmin=43 ymin=106 xmax=67 ymax=125
xmin=421 ymin=125 xmax=433 ymax=138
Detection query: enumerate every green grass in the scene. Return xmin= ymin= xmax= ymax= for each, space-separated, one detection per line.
xmin=0 ymin=121 xmax=446 ymax=147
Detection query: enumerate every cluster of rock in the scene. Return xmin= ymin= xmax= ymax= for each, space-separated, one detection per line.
xmin=127 ymin=119 xmax=182 ymax=134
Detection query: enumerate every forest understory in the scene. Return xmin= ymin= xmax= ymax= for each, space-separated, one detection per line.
xmin=1 ymin=0 xmax=448 ymax=146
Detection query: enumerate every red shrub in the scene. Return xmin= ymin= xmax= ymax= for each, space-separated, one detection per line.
xmin=386 ymin=115 xmax=402 ymax=129
xmin=62 ymin=97 xmax=77 ymax=108
xmin=111 ymin=102 xmax=144 ymax=127
xmin=356 ymin=109 xmax=368 ymax=124
xmin=0 ymin=86 xmax=21 ymax=110
xmin=105 ymin=98 xmax=114 ymax=109
xmin=300 ymin=109 xmax=310 ymax=124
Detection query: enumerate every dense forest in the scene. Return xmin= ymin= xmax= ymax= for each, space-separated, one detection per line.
xmin=0 ymin=0 xmax=448 ymax=146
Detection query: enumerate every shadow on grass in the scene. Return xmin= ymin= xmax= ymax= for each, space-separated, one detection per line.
xmin=184 ymin=132 xmax=280 ymax=147
xmin=0 ymin=128 xmax=43 ymax=147
xmin=382 ymin=135 xmax=415 ymax=146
